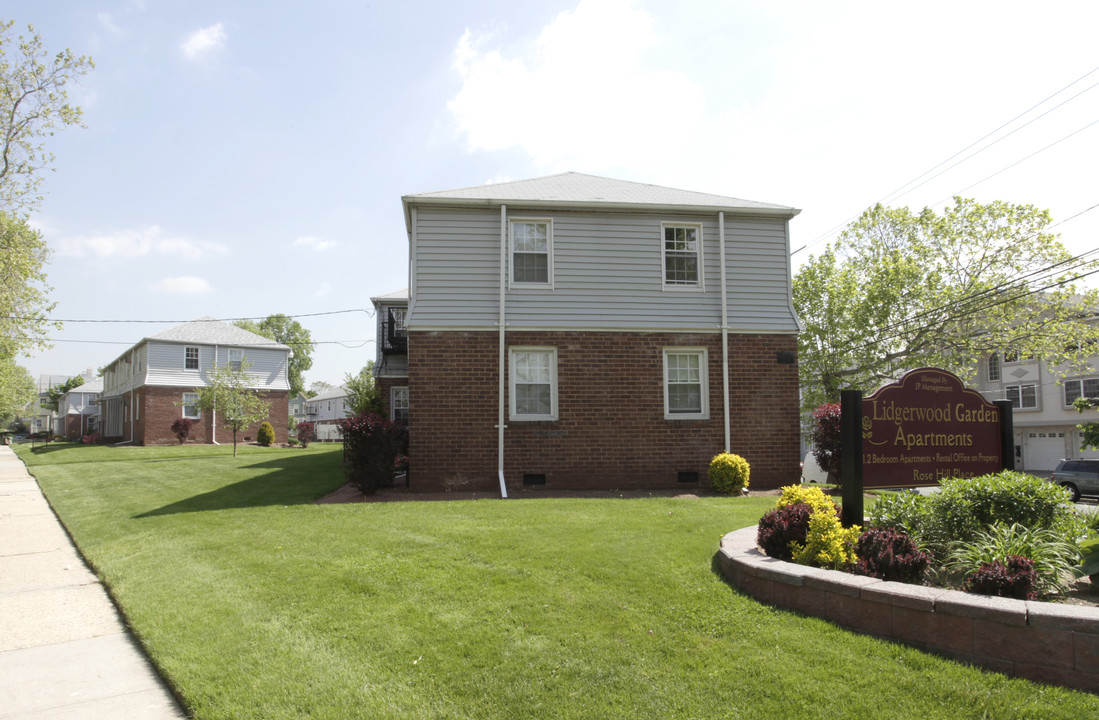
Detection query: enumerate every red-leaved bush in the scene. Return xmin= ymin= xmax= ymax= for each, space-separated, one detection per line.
xmin=853 ymin=527 xmax=930 ymax=583
xmin=170 ymin=418 xmax=192 ymax=445
xmin=963 ymin=555 xmax=1038 ymax=600
xmin=296 ymin=421 xmax=316 ymax=448
xmin=338 ymin=412 xmax=409 ymax=494
xmin=810 ymin=402 xmax=842 ymax=482
xmin=757 ymin=503 xmax=812 ymax=561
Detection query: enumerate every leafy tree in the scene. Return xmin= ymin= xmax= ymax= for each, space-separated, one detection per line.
xmin=193 ymin=357 xmax=270 ymax=457
xmin=233 ymin=314 xmax=314 ymax=397
xmin=794 ymin=198 xmax=1099 ymax=411
xmin=1 ymin=211 xmax=58 ymax=362
xmin=307 ymin=381 xmax=332 ymax=398
xmin=41 ymin=374 xmax=83 ymax=412
xmin=0 ymin=21 xmax=94 ymax=211
xmin=0 ymin=357 xmax=34 ymax=429
xmin=344 ymin=361 xmax=383 ymax=416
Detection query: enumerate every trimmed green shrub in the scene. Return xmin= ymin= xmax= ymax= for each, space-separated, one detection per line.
xmin=257 ymin=421 xmax=275 ymax=447
xmin=854 ymin=527 xmax=929 ymax=583
xmin=946 ymin=523 xmax=1078 ymax=597
xmin=708 ymin=453 xmax=749 ymax=495
xmin=867 ymin=490 xmax=932 ymax=546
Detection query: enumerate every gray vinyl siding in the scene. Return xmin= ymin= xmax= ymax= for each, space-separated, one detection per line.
xmin=144 ymin=341 xmax=289 ymax=390
xmin=408 ymin=205 xmax=798 ymax=332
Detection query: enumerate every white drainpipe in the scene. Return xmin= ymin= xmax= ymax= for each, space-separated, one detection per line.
xmin=497 ymin=204 xmax=509 ymax=498
xmin=719 ymin=212 xmax=731 ymax=453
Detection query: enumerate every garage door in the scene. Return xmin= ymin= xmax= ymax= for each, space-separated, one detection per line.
xmin=1025 ymin=431 xmax=1068 ymax=472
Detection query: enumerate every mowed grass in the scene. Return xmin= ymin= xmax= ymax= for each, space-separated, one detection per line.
xmin=16 ymin=443 xmax=1099 ymax=719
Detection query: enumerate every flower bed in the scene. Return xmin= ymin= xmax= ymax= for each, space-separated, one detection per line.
xmin=717 ymin=525 xmax=1099 ymax=693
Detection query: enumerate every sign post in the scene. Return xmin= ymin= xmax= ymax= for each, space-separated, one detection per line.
xmin=840 ymin=389 xmax=864 ymax=527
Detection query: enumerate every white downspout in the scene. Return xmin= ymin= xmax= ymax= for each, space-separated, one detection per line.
xmin=211 ymin=344 xmax=219 ymax=445
xmin=719 ymin=212 xmax=731 ymax=453
xmin=129 ymin=348 xmax=135 ymax=445
xmin=497 ymin=204 xmax=509 ymax=498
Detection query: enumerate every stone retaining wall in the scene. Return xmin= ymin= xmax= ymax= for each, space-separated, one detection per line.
xmin=717 ymin=526 xmax=1099 ymax=693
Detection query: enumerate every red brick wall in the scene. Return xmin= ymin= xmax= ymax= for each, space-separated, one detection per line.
xmin=408 ymin=331 xmax=801 ymax=492
xmin=136 ymin=386 xmax=289 ymax=446
xmin=376 ymin=376 xmax=407 ymax=421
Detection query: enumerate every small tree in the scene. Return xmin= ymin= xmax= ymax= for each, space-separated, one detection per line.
xmin=170 ymin=417 xmax=192 ymax=444
xmin=194 ymin=358 xmax=270 ymax=457
xmin=296 ymin=421 xmax=316 ymax=448
xmin=338 ymin=411 xmax=408 ymax=494
xmin=42 ymin=375 xmax=84 ymax=412
xmin=344 ymin=362 xmax=384 ymax=416
xmin=809 ymin=403 xmax=842 ymax=486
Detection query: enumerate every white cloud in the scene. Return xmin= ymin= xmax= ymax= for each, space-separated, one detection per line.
xmin=314 ymin=281 xmax=333 ymax=297
xmin=53 ymin=226 xmax=228 ymax=260
xmin=181 ymin=23 xmax=227 ymax=60
xmin=153 ymin=276 xmax=212 ymax=294
xmin=448 ymin=0 xmax=705 ymax=172
xmin=97 ymin=13 xmax=122 ymax=36
xmin=293 ymin=236 xmax=337 ymax=251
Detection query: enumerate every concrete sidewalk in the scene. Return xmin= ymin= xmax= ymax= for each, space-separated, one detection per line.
xmin=0 ymin=444 xmax=188 ymax=719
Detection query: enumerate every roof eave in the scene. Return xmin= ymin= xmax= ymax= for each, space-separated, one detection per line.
xmin=402 ymin=194 xmax=801 ymax=219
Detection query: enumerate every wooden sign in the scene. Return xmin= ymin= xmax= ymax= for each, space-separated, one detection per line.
xmin=861 ymin=368 xmax=1003 ymax=488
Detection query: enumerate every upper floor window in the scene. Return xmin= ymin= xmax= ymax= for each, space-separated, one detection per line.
xmin=390 ymin=308 xmax=407 ymax=337
xmin=1006 ymin=384 xmax=1037 ymax=410
xmin=509 ymin=347 xmax=557 ymax=421
xmin=662 ymin=224 xmax=703 ymax=289
xmin=987 ymin=353 xmax=1001 ymax=382
xmin=510 ymin=219 xmax=552 ymax=287
xmin=392 ymin=386 xmax=409 ymax=423
xmin=229 ymin=349 xmax=243 ymax=371
xmin=1065 ymin=378 xmax=1099 ymax=407
xmin=663 ymin=348 xmax=709 ymax=419
xmin=185 ymin=346 xmax=199 ymax=370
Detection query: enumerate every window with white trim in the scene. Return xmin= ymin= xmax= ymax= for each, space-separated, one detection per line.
xmin=391 ymin=386 xmax=409 ymax=423
xmin=182 ymin=392 xmax=201 ymax=419
xmin=185 ymin=346 xmax=199 ymax=370
xmin=510 ymin=219 xmax=552 ymax=286
xmin=229 ymin=348 xmax=243 ymax=370
xmin=662 ymin=223 xmax=703 ymax=289
xmin=1006 ymin=384 xmax=1037 ymax=410
xmin=509 ymin=347 xmax=557 ymax=421
xmin=663 ymin=348 xmax=709 ymax=419
xmin=986 ymin=353 xmax=1001 ymax=382
xmin=1065 ymin=378 xmax=1099 ymax=407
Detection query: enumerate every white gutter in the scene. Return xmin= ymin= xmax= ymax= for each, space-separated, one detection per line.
xmin=719 ymin=212 xmax=730 ymax=453
xmin=497 ymin=203 xmax=508 ymax=499
xmin=128 ymin=348 xmax=135 ymax=445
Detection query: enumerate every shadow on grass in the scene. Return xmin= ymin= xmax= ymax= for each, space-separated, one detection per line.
xmin=133 ymin=452 xmax=346 ymax=518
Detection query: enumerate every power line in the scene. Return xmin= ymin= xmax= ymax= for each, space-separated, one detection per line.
xmin=0 ymin=308 xmax=374 ymax=324
xmin=792 ymin=63 xmax=1099 ymax=257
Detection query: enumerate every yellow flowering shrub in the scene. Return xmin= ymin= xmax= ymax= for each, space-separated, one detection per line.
xmin=776 ymin=485 xmax=835 ymax=516
xmin=775 ymin=485 xmax=859 ymax=569
xmin=708 ymin=453 xmax=750 ymax=495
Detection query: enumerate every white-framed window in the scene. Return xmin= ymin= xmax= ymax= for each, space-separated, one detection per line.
xmin=661 ymin=223 xmax=703 ymax=289
xmin=1065 ymin=378 xmax=1099 ymax=407
xmin=663 ymin=348 xmax=709 ymax=419
xmin=987 ymin=353 xmax=1001 ymax=382
xmin=390 ymin=308 xmax=407 ymax=336
xmin=391 ymin=386 xmax=409 ymax=423
xmin=182 ymin=392 xmax=201 ymax=419
xmin=229 ymin=348 xmax=243 ymax=370
xmin=185 ymin=346 xmax=200 ymax=370
xmin=509 ymin=347 xmax=558 ymax=421
xmin=510 ymin=219 xmax=552 ymax=287
xmin=1006 ymin=384 xmax=1037 ymax=410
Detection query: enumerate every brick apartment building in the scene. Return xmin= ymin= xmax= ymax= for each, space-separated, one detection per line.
xmin=377 ymin=172 xmax=803 ymax=493
xmin=99 ymin=316 xmax=290 ymax=445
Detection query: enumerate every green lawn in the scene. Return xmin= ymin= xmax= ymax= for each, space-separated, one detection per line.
xmin=16 ymin=443 xmax=1099 ymax=719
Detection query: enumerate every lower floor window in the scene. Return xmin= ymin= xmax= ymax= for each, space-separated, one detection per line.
xmin=1006 ymin=384 xmax=1037 ymax=410
xmin=182 ymin=392 xmax=201 ymax=419
xmin=391 ymin=386 xmax=409 ymax=423
xmin=509 ymin=347 xmax=558 ymax=421
xmin=664 ymin=348 xmax=709 ymax=419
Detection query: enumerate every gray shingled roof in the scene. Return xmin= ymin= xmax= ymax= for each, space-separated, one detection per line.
xmin=403 ymin=172 xmax=798 ymax=214
xmin=148 ymin=316 xmax=290 ymax=349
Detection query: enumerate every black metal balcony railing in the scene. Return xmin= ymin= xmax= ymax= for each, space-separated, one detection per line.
xmin=381 ymin=318 xmax=407 ymax=355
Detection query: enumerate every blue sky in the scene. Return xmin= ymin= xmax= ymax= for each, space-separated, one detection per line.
xmin=12 ymin=0 xmax=1099 ymax=386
